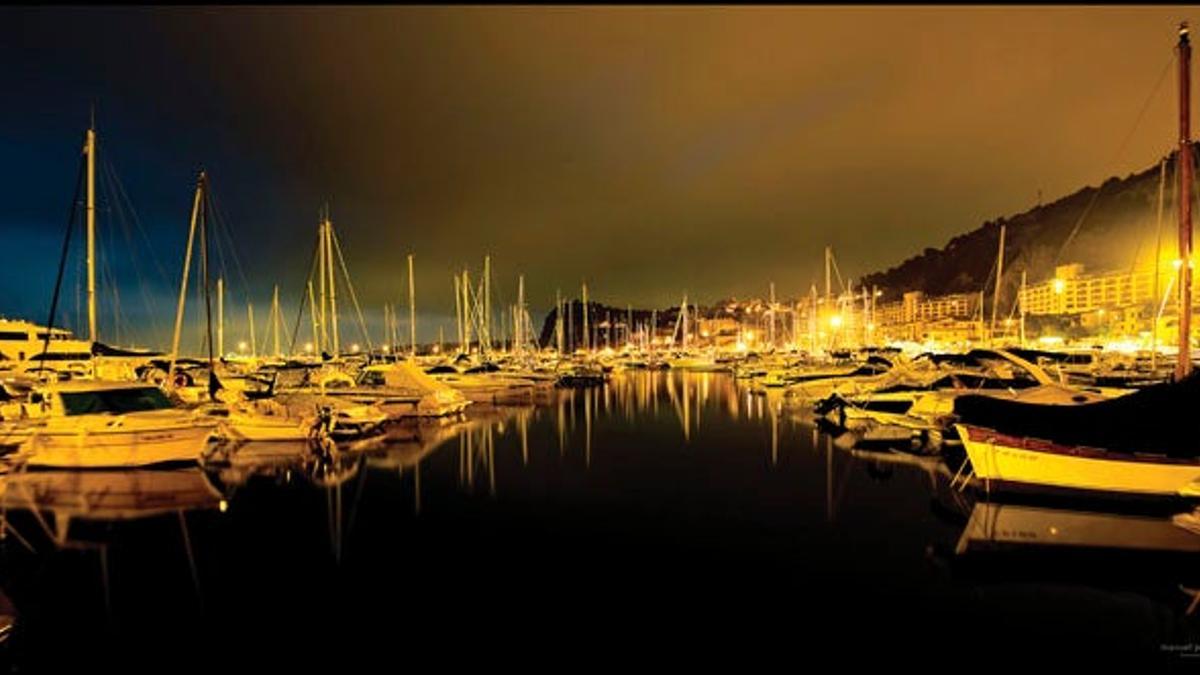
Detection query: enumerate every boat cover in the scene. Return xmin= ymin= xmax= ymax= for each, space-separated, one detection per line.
xmin=954 ymin=373 xmax=1200 ymax=457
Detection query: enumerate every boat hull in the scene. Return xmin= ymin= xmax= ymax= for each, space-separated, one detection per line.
xmin=17 ymin=422 xmax=217 ymax=468
xmin=957 ymin=424 xmax=1200 ymax=497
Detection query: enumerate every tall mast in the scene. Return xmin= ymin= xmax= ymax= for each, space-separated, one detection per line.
xmin=454 ymin=275 xmax=463 ymax=353
xmin=408 ymin=253 xmax=416 ymax=357
xmin=216 ymin=276 xmax=224 ymax=357
xmin=824 ymin=246 xmax=832 ymax=305
xmin=483 ymin=255 xmax=491 ymax=354
xmin=462 ymin=270 xmax=473 ymax=354
xmin=582 ymin=282 xmax=590 ymax=352
xmin=681 ymin=293 xmax=689 ymax=349
xmin=326 ymin=215 xmax=339 ymax=357
xmin=810 ymin=284 xmax=818 ymax=353
xmin=85 ymin=121 xmax=97 ymax=343
xmin=247 ymin=302 xmax=256 ymax=358
xmin=168 ymin=172 xmax=205 ymax=386
xmin=990 ymin=224 xmax=1006 ymax=340
xmin=272 ymin=284 xmax=281 ymax=357
xmin=308 ymin=281 xmax=319 ymax=355
xmin=318 ymin=213 xmax=327 ymax=352
xmin=1153 ymin=157 xmax=1168 ymax=370
xmin=555 ymin=289 xmax=564 ymax=354
xmin=516 ymin=274 xmax=525 ymax=356
xmin=1020 ymin=270 xmax=1027 ymax=348
xmin=1179 ymin=21 xmax=1194 ymax=380
xmin=769 ymin=282 xmax=776 ymax=349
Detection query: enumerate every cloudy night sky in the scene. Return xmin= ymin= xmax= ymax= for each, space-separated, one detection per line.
xmin=0 ymin=6 xmax=1192 ymax=349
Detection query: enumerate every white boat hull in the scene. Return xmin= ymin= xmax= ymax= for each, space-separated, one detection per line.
xmin=957 ymin=424 xmax=1200 ymax=497
xmin=17 ymin=422 xmax=216 ymax=468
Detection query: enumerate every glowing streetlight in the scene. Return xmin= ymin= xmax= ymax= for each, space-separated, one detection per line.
xmin=1053 ymin=278 xmax=1066 ymax=294
xmin=351 ymin=343 xmax=361 ymax=354
xmin=830 ymin=314 xmax=843 ymax=328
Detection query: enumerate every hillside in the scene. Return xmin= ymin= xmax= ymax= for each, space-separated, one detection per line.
xmin=861 ymin=151 xmax=1196 ymax=307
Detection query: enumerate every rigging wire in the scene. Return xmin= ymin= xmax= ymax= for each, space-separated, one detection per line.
xmin=100 ymin=149 xmax=172 ymax=345
xmin=39 ymin=147 xmax=87 ymax=380
xmin=287 ymin=233 xmax=322 ymax=355
xmin=1053 ymin=48 xmax=1175 ymax=266
xmin=330 ymin=225 xmax=373 ymax=352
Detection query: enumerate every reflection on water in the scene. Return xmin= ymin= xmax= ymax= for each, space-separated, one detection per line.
xmin=0 ymin=370 xmax=1196 ymax=668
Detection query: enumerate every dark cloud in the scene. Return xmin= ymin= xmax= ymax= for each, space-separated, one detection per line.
xmin=0 ymin=7 xmax=1192 ymax=346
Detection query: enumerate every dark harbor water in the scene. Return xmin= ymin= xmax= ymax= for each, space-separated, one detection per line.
xmin=0 ymin=371 xmax=1198 ymax=671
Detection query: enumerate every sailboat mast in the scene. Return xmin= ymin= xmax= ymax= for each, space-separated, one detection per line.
xmin=681 ymin=293 xmax=689 ymax=349
xmin=247 ymin=302 xmax=256 ymax=358
xmin=517 ymin=274 xmax=525 ymax=356
xmin=454 ymin=275 xmax=463 ymax=353
xmin=308 ymin=281 xmax=318 ymax=355
xmin=272 ymin=284 xmax=281 ymax=357
xmin=769 ymin=282 xmax=776 ymax=349
xmin=318 ymin=215 xmax=327 ymax=352
xmin=168 ymin=172 xmax=205 ymax=385
xmin=217 ymin=276 xmax=224 ymax=357
xmin=85 ymin=124 xmax=97 ymax=343
xmin=555 ymin=289 xmax=564 ymax=354
xmin=462 ymin=270 xmax=473 ymax=354
xmin=824 ymin=246 xmax=832 ymax=305
xmin=1020 ymin=270 xmax=1028 ymax=348
xmin=483 ymin=255 xmax=491 ymax=354
xmin=990 ymin=224 xmax=1006 ymax=340
xmin=327 ymin=216 xmax=339 ymax=356
xmin=582 ymin=282 xmax=590 ymax=352
xmin=407 ymin=253 xmax=416 ymax=357
xmin=1179 ymin=22 xmax=1194 ymax=380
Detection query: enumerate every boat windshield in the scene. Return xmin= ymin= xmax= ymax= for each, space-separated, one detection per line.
xmin=59 ymin=386 xmax=175 ymax=416
xmin=358 ymin=370 xmax=386 ymax=386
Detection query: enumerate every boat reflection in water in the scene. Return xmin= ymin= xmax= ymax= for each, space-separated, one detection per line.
xmin=957 ymin=501 xmax=1200 ymax=556
xmin=0 ymin=370 xmax=1198 ymax=668
xmin=1 ymin=468 xmax=226 ymax=546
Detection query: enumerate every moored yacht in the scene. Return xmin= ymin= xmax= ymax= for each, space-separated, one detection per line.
xmin=1 ymin=381 xmax=217 ymax=468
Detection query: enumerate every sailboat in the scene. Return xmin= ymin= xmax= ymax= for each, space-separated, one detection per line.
xmin=0 ymin=123 xmax=219 ymax=468
xmin=953 ymin=24 xmax=1200 ymax=499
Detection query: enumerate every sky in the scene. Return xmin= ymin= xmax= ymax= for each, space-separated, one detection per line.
xmin=0 ymin=6 xmax=1194 ymax=350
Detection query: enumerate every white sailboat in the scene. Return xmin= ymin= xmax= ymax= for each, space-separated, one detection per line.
xmin=2 ymin=123 xmax=219 ymax=468
xmin=953 ymin=24 xmax=1200 ymax=499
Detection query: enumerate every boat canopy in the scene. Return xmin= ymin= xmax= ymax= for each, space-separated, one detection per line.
xmin=954 ymin=374 xmax=1200 ymax=458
